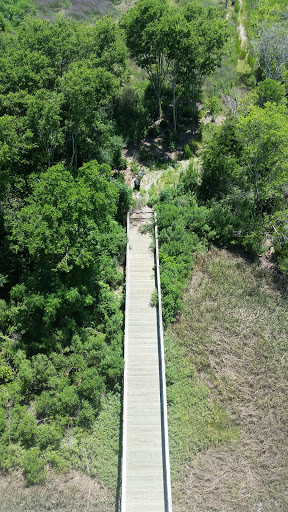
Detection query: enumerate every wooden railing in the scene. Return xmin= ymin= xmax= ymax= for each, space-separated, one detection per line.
xmin=154 ymin=211 xmax=173 ymax=512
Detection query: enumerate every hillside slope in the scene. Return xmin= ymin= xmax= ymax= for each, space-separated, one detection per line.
xmin=35 ymin=0 xmax=136 ymax=20
xmin=167 ymin=248 xmax=288 ymax=512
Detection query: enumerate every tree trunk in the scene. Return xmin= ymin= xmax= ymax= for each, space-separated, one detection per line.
xmin=71 ymin=128 xmax=78 ymax=170
xmin=157 ymin=86 xmax=162 ymax=119
xmin=172 ymin=63 xmax=177 ymax=134
xmin=156 ymin=56 xmax=163 ymax=119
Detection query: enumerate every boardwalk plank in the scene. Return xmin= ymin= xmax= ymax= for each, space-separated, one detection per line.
xmin=122 ymin=212 xmax=166 ymax=512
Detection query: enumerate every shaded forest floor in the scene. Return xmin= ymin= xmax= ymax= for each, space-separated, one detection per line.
xmin=168 ymin=248 xmax=288 ymax=512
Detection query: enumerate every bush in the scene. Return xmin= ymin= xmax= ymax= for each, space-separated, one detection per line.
xmin=189 ymin=139 xmax=198 ymax=153
xmin=23 ymin=448 xmax=46 ymax=485
xmin=37 ymin=423 xmax=62 ymax=450
xmin=147 ymin=124 xmax=159 ymax=137
xmin=156 ymin=188 xmax=212 ymax=325
xmin=206 ymin=96 xmax=220 ymax=121
xmin=256 ymin=79 xmax=286 ymax=107
xmin=275 ymin=245 xmax=288 ymax=275
xmin=118 ymin=157 xmax=127 ymax=170
xmin=184 ymin=144 xmax=192 ymax=159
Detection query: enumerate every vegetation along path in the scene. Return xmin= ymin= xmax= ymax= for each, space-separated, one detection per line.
xmin=122 ymin=208 xmax=172 ymax=512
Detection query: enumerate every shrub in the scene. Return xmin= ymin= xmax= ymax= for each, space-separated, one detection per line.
xmin=183 ymin=144 xmax=192 ymax=159
xmin=156 ymin=189 xmax=212 ymax=325
xmin=256 ymin=79 xmax=286 ymax=107
xmin=147 ymin=125 xmax=159 ymax=137
xmin=118 ymin=156 xmax=127 ymax=170
xmin=37 ymin=423 xmax=62 ymax=450
xmin=189 ymin=139 xmax=198 ymax=153
xmin=23 ymin=448 xmax=46 ymax=485
xmin=130 ymin=159 xmax=139 ymax=175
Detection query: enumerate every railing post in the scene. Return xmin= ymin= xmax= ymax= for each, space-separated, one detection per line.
xmin=154 ymin=211 xmax=173 ymax=512
xmin=121 ymin=211 xmax=130 ymax=512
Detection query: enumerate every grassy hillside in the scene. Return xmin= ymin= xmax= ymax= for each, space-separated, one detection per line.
xmin=168 ymin=248 xmax=288 ymax=512
xmin=35 ymin=0 xmax=135 ymax=20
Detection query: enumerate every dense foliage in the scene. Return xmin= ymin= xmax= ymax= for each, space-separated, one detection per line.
xmin=152 ymin=0 xmax=288 ymax=323
xmin=121 ymin=0 xmax=228 ymax=129
xmin=155 ymin=179 xmax=213 ymax=325
xmin=0 ymin=6 xmax=132 ymax=483
xmin=0 ymin=0 xmax=287 ymax=493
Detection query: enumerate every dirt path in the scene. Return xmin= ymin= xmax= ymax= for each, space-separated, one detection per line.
xmin=238 ymin=0 xmax=248 ymax=50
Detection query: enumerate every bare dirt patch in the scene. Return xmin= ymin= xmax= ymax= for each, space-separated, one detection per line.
xmin=0 ymin=470 xmax=115 ymax=512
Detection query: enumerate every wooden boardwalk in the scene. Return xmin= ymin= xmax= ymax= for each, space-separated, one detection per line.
xmin=122 ymin=209 xmax=171 ymax=512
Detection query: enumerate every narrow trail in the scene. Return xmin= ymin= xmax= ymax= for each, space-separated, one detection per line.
xmin=238 ymin=0 xmax=248 ymax=50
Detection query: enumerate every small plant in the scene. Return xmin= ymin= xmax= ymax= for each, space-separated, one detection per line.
xmin=169 ymin=141 xmax=176 ymax=152
xmin=206 ymin=96 xmax=220 ymax=122
xmin=147 ymin=125 xmax=159 ymax=137
xmin=189 ymin=139 xmax=198 ymax=153
xmin=184 ymin=144 xmax=192 ymax=160
xmin=130 ymin=159 xmax=139 ymax=175
xmin=150 ymin=289 xmax=158 ymax=308
xmin=118 ymin=157 xmax=127 ymax=170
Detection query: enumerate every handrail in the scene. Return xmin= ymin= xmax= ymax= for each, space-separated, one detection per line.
xmin=154 ymin=211 xmax=173 ymax=512
xmin=121 ymin=211 xmax=130 ymax=512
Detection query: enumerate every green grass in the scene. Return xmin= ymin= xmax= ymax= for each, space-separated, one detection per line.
xmin=148 ymin=164 xmax=182 ymax=205
xmin=77 ymin=393 xmax=121 ymax=492
xmin=165 ymin=335 xmax=239 ymax=480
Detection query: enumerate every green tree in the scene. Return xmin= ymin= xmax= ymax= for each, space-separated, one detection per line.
xmin=59 ymin=62 xmax=118 ymax=169
xmin=0 ymin=0 xmax=36 ymax=30
xmin=0 ymin=114 xmax=35 ymax=199
xmin=26 ymin=89 xmax=64 ymax=169
xmin=17 ymin=16 xmax=82 ymax=78
xmin=255 ymin=78 xmax=286 ymax=107
xmin=7 ymin=161 xmax=127 ymax=350
xmin=121 ymin=0 xmax=169 ymax=117
xmin=82 ymin=17 xmax=128 ymax=79
xmin=164 ymin=8 xmax=190 ymax=132
xmin=122 ymin=0 xmax=228 ymax=124
xmin=238 ymin=102 xmax=288 ymax=225
xmin=200 ymin=117 xmax=244 ymax=201
xmin=182 ymin=1 xmax=228 ymax=115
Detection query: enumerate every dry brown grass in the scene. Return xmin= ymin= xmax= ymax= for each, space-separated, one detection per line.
xmin=169 ymin=248 xmax=288 ymax=512
xmin=0 ymin=470 xmax=115 ymax=512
